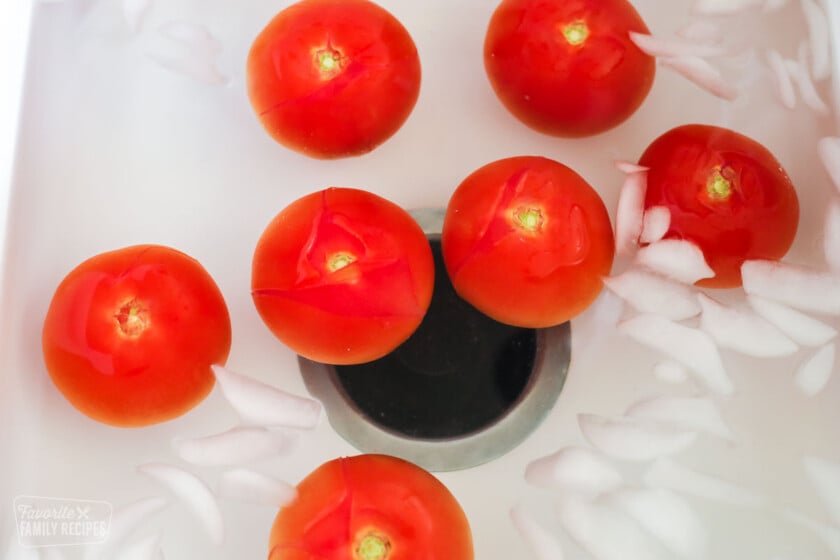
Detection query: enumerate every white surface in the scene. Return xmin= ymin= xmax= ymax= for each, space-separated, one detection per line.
xmin=1 ymin=1 xmax=840 ymax=559
xmin=0 ymin=0 xmax=32 ymax=275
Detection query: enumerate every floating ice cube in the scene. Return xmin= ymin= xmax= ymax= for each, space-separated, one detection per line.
xmin=653 ymin=361 xmax=690 ymax=384
xmin=607 ymin=487 xmax=708 ymax=559
xmin=747 ymin=295 xmax=837 ymax=347
xmin=629 ymin=32 xmax=728 ymax=58
xmin=578 ymin=414 xmax=698 ymax=462
xmin=123 ymin=0 xmax=150 ymax=33
xmin=145 ymin=22 xmax=227 ymax=85
xmin=217 ymin=468 xmax=297 ymax=508
xmin=766 ymin=49 xmax=797 ymax=110
xmin=557 ymin=495 xmax=665 ymax=560
xmin=634 ymin=239 xmax=715 ymax=285
xmin=524 ymin=446 xmax=624 ymax=495
xmin=571 ymin=290 xmax=625 ymax=352
xmin=643 ymin=458 xmax=766 ymax=507
xmin=614 ymin=171 xmax=647 ymax=256
xmin=614 ymin=160 xmax=650 ymax=174
xmin=660 ymin=56 xmax=739 ymax=101
xmin=741 ymin=260 xmax=840 ymax=316
xmin=800 ymin=0 xmax=831 ymax=80
xmin=626 ymin=395 xmax=736 ymax=442
xmin=604 ymin=269 xmax=701 ymax=321
xmin=619 ymin=314 xmax=734 ymax=395
xmin=146 ymin=52 xmax=227 ymax=86
xmin=137 ymin=463 xmax=224 ymax=546
xmin=212 ymin=365 xmax=322 ymax=429
xmin=819 ymin=137 xmax=840 ymax=193
xmin=794 ymin=343 xmax=835 ymax=396
xmin=173 ymin=427 xmax=296 ymax=467
xmin=698 ymin=293 xmax=798 ymax=357
xmin=785 ymin=52 xmax=829 ymax=114
xmin=510 ymin=505 xmax=566 ymax=560
xmin=639 ymin=206 xmax=671 ymax=244
xmin=158 ymin=21 xmax=222 ymax=54
xmin=677 ymin=21 xmax=722 ymax=43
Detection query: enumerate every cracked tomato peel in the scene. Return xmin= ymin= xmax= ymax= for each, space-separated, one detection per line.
xmin=484 ymin=0 xmax=656 ymax=137
xmin=41 ymin=244 xmax=232 ymax=427
xmin=268 ymin=454 xmax=474 ymax=560
xmin=441 ymin=156 xmax=615 ymax=328
xmin=246 ymin=0 xmax=421 ymax=159
xmin=640 ymin=124 xmax=800 ymax=288
xmin=252 ymin=187 xmax=434 ymax=365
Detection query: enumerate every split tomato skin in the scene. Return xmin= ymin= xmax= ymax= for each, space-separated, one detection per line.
xmin=246 ymin=0 xmax=422 ymax=159
xmin=268 ymin=454 xmax=474 ymax=560
xmin=441 ymin=156 xmax=615 ymax=328
xmin=640 ymin=124 xmax=800 ymax=288
xmin=251 ymin=187 xmax=435 ymax=365
xmin=41 ymin=245 xmax=232 ymax=428
xmin=484 ymin=0 xmax=656 ymax=137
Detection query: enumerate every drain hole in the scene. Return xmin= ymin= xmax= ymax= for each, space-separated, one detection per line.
xmin=334 ymin=237 xmax=538 ymax=440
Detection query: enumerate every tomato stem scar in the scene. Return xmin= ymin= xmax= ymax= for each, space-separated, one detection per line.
xmin=562 ymin=20 xmax=589 ymax=46
xmin=328 ymin=252 xmax=357 ymax=272
xmin=314 ymin=46 xmax=344 ymax=77
xmin=115 ymin=298 xmax=150 ymax=337
xmin=707 ymin=166 xmax=733 ymax=200
xmin=513 ymin=206 xmax=544 ymax=232
xmin=355 ymin=531 xmax=391 ymax=560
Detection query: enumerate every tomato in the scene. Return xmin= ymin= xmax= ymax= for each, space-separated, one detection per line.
xmin=41 ymin=245 xmax=232 ymax=427
xmin=441 ymin=156 xmax=615 ymax=328
xmin=246 ymin=0 xmax=421 ymax=159
xmin=639 ymin=124 xmax=800 ymax=288
xmin=268 ymin=454 xmax=474 ymax=560
xmin=252 ymin=187 xmax=435 ymax=365
xmin=483 ymin=0 xmax=655 ymax=137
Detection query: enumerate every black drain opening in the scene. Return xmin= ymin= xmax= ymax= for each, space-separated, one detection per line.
xmin=334 ymin=236 xmax=538 ymax=439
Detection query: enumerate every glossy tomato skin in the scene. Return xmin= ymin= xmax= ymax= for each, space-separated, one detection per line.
xmin=484 ymin=0 xmax=655 ymax=137
xmin=247 ymin=0 xmax=421 ymax=159
xmin=252 ymin=188 xmax=434 ymax=365
xmin=269 ymin=454 xmax=474 ymax=560
xmin=42 ymin=245 xmax=232 ymax=427
xmin=640 ymin=124 xmax=800 ymax=288
xmin=441 ymin=156 xmax=615 ymax=328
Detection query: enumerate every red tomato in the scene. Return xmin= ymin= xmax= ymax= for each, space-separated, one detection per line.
xmin=42 ymin=245 xmax=232 ymax=427
xmin=484 ymin=0 xmax=655 ymax=137
xmin=252 ymin=187 xmax=435 ymax=365
xmin=246 ymin=0 xmax=421 ymax=159
xmin=640 ymin=124 xmax=800 ymax=288
xmin=441 ymin=156 xmax=615 ymax=328
xmin=268 ymin=454 xmax=474 ymax=560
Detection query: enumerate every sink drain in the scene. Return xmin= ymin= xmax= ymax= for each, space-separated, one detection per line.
xmin=299 ymin=208 xmax=570 ymax=471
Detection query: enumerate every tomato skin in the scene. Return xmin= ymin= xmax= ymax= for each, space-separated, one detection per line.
xmin=252 ymin=188 xmax=435 ymax=365
xmin=41 ymin=245 xmax=232 ymax=428
xmin=441 ymin=156 xmax=615 ymax=328
xmin=247 ymin=0 xmax=421 ymax=159
xmin=639 ymin=124 xmax=800 ymax=288
xmin=484 ymin=0 xmax=655 ymax=137
xmin=268 ymin=454 xmax=474 ymax=560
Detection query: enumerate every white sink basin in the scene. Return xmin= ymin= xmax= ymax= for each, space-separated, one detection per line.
xmin=2 ymin=1 xmax=840 ymax=558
